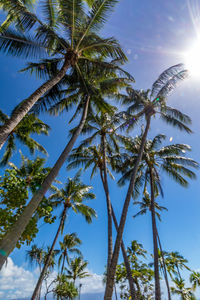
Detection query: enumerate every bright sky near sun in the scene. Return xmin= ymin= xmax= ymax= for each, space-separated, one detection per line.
xmin=1 ymin=0 xmax=200 ymax=298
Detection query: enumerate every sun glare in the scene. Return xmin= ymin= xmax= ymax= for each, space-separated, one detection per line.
xmin=184 ymin=39 xmax=200 ymax=78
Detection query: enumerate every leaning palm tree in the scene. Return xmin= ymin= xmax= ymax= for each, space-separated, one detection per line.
xmin=27 ymin=245 xmax=46 ymax=300
xmin=104 ymin=63 xmax=192 ymax=300
xmin=65 ymin=257 xmax=90 ymax=284
xmin=0 ymin=56 xmax=132 ymax=269
xmin=58 ymin=233 xmax=82 ymax=274
xmin=31 ymin=170 xmax=96 ymax=300
xmin=117 ymin=133 xmax=198 ymax=300
xmin=0 ymin=111 xmax=49 ymax=166
xmin=0 ymin=0 xmax=127 ymax=148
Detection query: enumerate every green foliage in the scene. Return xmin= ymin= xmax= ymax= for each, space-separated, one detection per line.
xmin=53 ymin=274 xmax=78 ymax=300
xmin=115 ymin=241 xmax=154 ymax=299
xmin=0 ymin=155 xmax=56 ymax=247
xmin=0 ymin=111 xmax=50 ymax=166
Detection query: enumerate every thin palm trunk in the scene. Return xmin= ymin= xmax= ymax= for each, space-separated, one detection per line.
xmin=111 ymin=204 xmax=137 ymax=300
xmin=101 ymin=134 xmax=113 ymax=269
xmin=104 ymin=115 xmax=151 ymax=300
xmin=61 ymin=251 xmax=67 ymax=274
xmin=0 ymin=96 xmax=90 ymax=269
xmin=100 ymin=170 xmax=137 ymax=300
xmin=157 ymin=231 xmax=171 ymax=300
xmin=176 ymin=264 xmax=182 ymax=281
xmin=150 ymin=168 xmax=161 ymax=300
xmin=0 ymin=54 xmax=75 ymax=149
xmin=31 ymin=205 xmax=68 ymax=300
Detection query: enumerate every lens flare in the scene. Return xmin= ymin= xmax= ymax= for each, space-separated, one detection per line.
xmin=184 ymin=39 xmax=200 ymax=77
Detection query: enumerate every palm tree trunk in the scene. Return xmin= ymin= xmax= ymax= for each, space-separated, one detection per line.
xmin=101 ymin=134 xmax=113 ymax=269
xmin=149 ymin=168 xmax=161 ymax=300
xmin=99 ymin=170 xmax=137 ymax=300
xmin=31 ymin=205 xmax=68 ymax=300
xmin=112 ymin=206 xmax=137 ymax=300
xmin=0 ymin=96 xmax=90 ymax=269
xmin=0 ymin=51 xmax=77 ymax=149
xmin=104 ymin=116 xmax=151 ymax=300
xmin=157 ymin=232 xmax=171 ymax=300
xmin=61 ymin=251 xmax=66 ymax=274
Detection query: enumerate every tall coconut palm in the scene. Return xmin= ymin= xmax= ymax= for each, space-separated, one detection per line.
xmin=0 ymin=0 xmax=127 ymax=148
xmin=0 ymin=56 xmax=132 ymax=269
xmin=171 ymin=278 xmax=196 ymax=300
xmin=65 ymin=257 xmax=90 ymax=284
xmin=165 ymin=251 xmax=191 ymax=281
xmin=31 ymin=170 xmax=96 ymax=299
xmin=58 ymin=233 xmax=82 ymax=274
xmin=117 ymin=133 xmax=198 ymax=300
xmin=0 ymin=111 xmax=49 ymax=166
xmin=104 ymin=63 xmax=192 ymax=300
xmin=67 ymin=138 xmax=137 ymax=299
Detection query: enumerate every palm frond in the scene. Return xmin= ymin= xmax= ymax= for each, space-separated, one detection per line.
xmin=151 ymin=63 xmax=187 ymax=98
xmin=0 ymin=29 xmax=47 ymax=59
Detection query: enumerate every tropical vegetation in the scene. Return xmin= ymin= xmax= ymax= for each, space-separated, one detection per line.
xmin=0 ymin=1 xmax=200 ymax=300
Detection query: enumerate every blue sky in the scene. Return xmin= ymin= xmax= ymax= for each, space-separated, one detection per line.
xmin=1 ymin=0 xmax=200 ymax=298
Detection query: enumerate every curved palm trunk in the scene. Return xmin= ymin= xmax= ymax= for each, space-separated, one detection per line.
xmin=101 ymin=134 xmax=113 ymax=269
xmin=157 ymin=232 xmax=171 ymax=300
xmin=149 ymin=168 xmax=161 ymax=300
xmin=104 ymin=116 xmax=151 ymax=300
xmin=99 ymin=170 xmax=137 ymax=300
xmin=0 ymin=96 xmax=90 ymax=269
xmin=31 ymin=205 xmax=68 ymax=300
xmin=0 ymin=52 xmax=76 ymax=149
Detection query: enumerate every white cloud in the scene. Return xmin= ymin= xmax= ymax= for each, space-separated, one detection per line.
xmin=77 ymin=271 xmax=104 ymax=294
xmin=0 ymin=259 xmax=105 ymax=299
xmin=0 ymin=257 xmax=37 ymax=299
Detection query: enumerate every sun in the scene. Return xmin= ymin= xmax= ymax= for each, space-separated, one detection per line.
xmin=184 ymin=39 xmax=200 ymax=77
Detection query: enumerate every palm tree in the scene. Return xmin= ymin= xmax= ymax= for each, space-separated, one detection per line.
xmin=67 ymin=132 xmax=137 ymax=299
xmin=27 ymin=244 xmax=58 ymax=300
xmin=104 ymin=63 xmax=192 ymax=300
xmin=165 ymin=251 xmax=191 ymax=280
xmin=0 ymin=111 xmax=49 ymax=166
xmin=171 ymin=278 xmax=196 ymax=300
xmin=58 ymin=233 xmax=82 ymax=274
xmin=117 ymin=133 xmax=198 ymax=300
xmin=190 ymin=271 xmax=200 ymax=291
xmin=31 ymin=170 xmax=96 ymax=299
xmin=0 ymin=53 xmax=132 ymax=269
xmin=65 ymin=257 xmax=90 ymax=284
xmin=0 ymin=0 xmax=127 ymax=148
xmin=52 ymin=274 xmax=78 ymax=300
xmin=27 ymin=245 xmax=46 ymax=300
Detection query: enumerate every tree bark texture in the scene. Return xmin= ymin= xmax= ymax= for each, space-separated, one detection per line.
xmin=0 ymin=96 xmax=90 ymax=269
